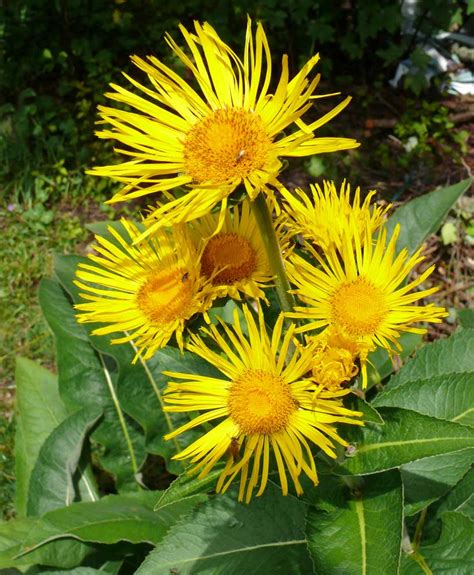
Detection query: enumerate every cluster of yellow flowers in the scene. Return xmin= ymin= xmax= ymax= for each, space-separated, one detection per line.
xmin=75 ymin=20 xmax=446 ymax=502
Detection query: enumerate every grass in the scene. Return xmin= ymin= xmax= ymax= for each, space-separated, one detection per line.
xmin=1 ymin=202 xmax=89 ymax=383
xmin=0 ymin=171 xmax=128 ymax=384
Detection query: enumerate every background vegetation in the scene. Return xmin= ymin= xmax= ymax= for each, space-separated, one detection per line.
xmin=1 ymin=0 xmax=473 ymax=528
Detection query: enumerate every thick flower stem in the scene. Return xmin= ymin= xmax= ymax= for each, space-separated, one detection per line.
xmin=251 ymin=193 xmax=296 ymax=314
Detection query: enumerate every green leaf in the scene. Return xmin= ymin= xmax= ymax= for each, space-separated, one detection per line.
xmin=306 ymin=470 xmax=403 ymax=574
xmin=401 ymin=449 xmax=474 ymax=515
xmin=458 ymin=308 xmax=474 ymax=328
xmin=437 ymin=466 xmax=474 ymax=518
xmin=155 ymin=464 xmax=225 ymax=511
xmin=27 ymin=407 xmax=102 ymax=516
xmin=135 ymin=483 xmax=313 ymax=575
xmin=0 ymin=518 xmax=93 ymax=570
xmin=0 ymin=518 xmax=39 ymax=568
xmin=382 ymin=328 xmax=474 ymax=392
xmin=385 ymin=178 xmax=471 ymax=254
xmin=34 ymin=569 xmax=102 ymax=575
xmin=90 ymin=341 xmax=220 ymax=475
xmin=14 ymin=358 xmax=67 ymax=517
xmin=19 ymin=493 xmax=205 ymax=554
xmin=346 ymin=395 xmax=384 ymax=425
xmin=373 ymin=373 xmax=474 ymax=426
xmin=418 ymin=511 xmax=474 ymax=574
xmin=341 ymin=408 xmax=474 ymax=475
xmin=371 ymin=328 xmax=474 ymax=512
xmin=457 ymin=495 xmax=474 ymax=520
xmin=39 ymin=277 xmax=146 ymax=491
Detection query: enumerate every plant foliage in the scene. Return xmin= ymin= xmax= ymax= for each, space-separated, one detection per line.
xmin=3 ymin=179 xmax=473 ymax=574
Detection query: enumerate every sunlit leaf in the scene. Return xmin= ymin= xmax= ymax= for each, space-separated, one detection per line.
xmin=306 ymin=470 xmax=403 ymax=574
xmin=341 ymin=408 xmax=474 ymax=475
xmin=385 ymin=178 xmax=472 ymax=254
xmin=27 ymin=407 xmax=102 ymax=516
xmin=135 ymin=483 xmax=313 ymax=575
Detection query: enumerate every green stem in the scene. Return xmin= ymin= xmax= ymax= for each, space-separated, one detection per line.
xmin=413 ymin=508 xmax=428 ymax=550
xmin=251 ymin=193 xmax=295 ymax=313
xmin=98 ymin=353 xmax=138 ymax=475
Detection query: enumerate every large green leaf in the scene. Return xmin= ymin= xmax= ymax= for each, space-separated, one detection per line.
xmin=306 ymin=470 xmax=403 ymax=574
xmin=0 ymin=518 xmax=39 ymax=569
xmin=382 ymin=328 xmax=474 ymax=392
xmin=373 ymin=373 xmax=474 ymax=426
xmin=0 ymin=518 xmax=93 ymax=570
xmin=27 ymin=407 xmax=102 ymax=516
xmin=417 ymin=511 xmax=474 ymax=574
xmin=53 ymin=254 xmax=221 ymax=474
xmin=39 ymin=277 xmax=146 ymax=491
xmin=458 ymin=308 xmax=474 ymax=329
xmin=14 ymin=358 xmax=67 ymax=517
xmin=19 ymin=493 xmax=205 ymax=554
xmin=385 ymin=178 xmax=472 ymax=254
xmin=39 ymin=569 xmax=103 ymax=574
xmin=341 ymin=408 xmax=474 ymax=475
xmin=399 ymin=554 xmax=426 ymax=574
xmin=437 ymin=466 xmax=474 ymax=518
xmin=346 ymin=395 xmax=384 ymax=425
xmin=401 ymin=449 xmax=474 ymax=515
xmin=135 ymin=483 xmax=313 ymax=575
xmin=373 ymin=328 xmax=474 ymax=514
xmin=457 ymin=495 xmax=474 ymax=520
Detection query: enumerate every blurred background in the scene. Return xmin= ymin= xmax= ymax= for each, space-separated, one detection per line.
xmin=1 ymin=0 xmax=473 ymax=517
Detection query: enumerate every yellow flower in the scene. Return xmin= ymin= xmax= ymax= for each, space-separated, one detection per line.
xmin=287 ymin=223 xmax=447 ymax=387
xmin=74 ymin=220 xmax=213 ymax=360
xmin=189 ymin=199 xmax=274 ymax=302
xmin=163 ymin=305 xmax=362 ymax=502
xmin=309 ymin=329 xmax=360 ymax=391
xmin=280 ymin=180 xmax=390 ymax=252
xmin=89 ymin=19 xmax=358 ymax=237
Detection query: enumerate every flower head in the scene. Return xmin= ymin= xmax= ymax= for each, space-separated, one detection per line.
xmin=74 ymin=220 xmax=213 ymax=359
xmin=189 ymin=199 xmax=274 ymax=302
xmin=309 ymin=329 xmax=360 ymax=391
xmin=287 ymin=223 xmax=447 ymax=386
xmin=280 ymin=180 xmax=390 ymax=252
xmin=163 ymin=305 xmax=362 ymax=502
xmin=89 ymin=19 xmax=358 ymax=237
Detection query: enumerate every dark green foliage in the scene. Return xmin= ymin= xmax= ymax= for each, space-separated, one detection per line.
xmin=0 ymin=0 xmax=469 ymax=203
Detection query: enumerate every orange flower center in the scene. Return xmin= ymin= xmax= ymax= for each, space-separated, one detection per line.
xmin=184 ymin=108 xmax=271 ymax=184
xmin=330 ymin=277 xmax=387 ymax=337
xmin=201 ymin=232 xmax=257 ymax=285
xmin=228 ymin=369 xmax=297 ymax=434
xmin=136 ymin=266 xmax=193 ymax=325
